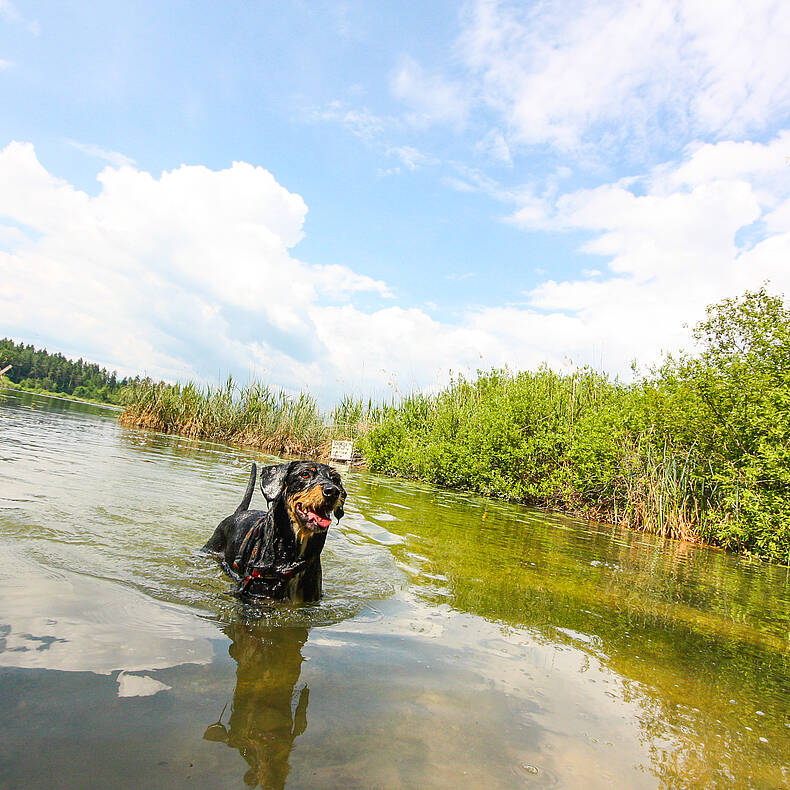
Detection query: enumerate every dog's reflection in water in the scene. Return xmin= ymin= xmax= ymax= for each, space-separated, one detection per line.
xmin=205 ymin=622 xmax=310 ymax=789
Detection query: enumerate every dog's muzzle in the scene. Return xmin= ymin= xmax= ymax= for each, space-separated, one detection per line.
xmin=290 ymin=481 xmax=345 ymax=532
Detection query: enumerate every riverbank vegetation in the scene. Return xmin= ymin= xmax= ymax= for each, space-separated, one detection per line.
xmin=11 ymin=288 xmax=789 ymax=562
xmin=118 ymin=379 xmax=381 ymax=457
xmin=361 ymin=288 xmax=790 ymax=563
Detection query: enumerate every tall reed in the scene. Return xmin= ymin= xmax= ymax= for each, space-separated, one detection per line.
xmin=611 ymin=438 xmax=710 ymax=543
xmin=119 ymin=377 xmax=378 ymax=457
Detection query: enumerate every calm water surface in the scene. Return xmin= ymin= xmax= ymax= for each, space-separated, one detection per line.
xmin=1 ymin=390 xmax=789 ymax=789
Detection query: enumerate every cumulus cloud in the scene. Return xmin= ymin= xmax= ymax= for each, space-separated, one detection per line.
xmin=459 ymin=0 xmax=790 ymax=151
xmin=0 ymin=141 xmax=611 ymax=399
xmin=307 ymin=304 xmax=575 ymax=395
xmin=0 ymin=142 xmax=390 ymax=391
xmin=2 ymin=138 xmax=789 ymax=403
xmin=511 ymin=132 xmax=790 ymax=366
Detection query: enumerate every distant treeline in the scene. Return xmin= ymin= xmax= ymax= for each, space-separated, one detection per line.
xmin=0 ymin=338 xmax=132 ymax=404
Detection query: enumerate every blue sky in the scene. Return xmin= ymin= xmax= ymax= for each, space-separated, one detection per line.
xmin=2 ymin=0 xmax=790 ymax=403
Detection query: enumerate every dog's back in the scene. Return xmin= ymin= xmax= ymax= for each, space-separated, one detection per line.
xmin=202 ymin=463 xmax=260 ymax=558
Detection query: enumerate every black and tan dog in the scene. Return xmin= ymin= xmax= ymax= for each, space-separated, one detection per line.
xmin=203 ymin=461 xmax=346 ymax=603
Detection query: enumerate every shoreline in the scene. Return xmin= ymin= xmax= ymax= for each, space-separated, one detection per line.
xmin=117 ymin=409 xmax=338 ymax=459
xmin=14 ymin=382 xmax=780 ymax=568
xmin=118 ymin=406 xmax=776 ymax=566
xmin=0 ymin=384 xmax=124 ymax=411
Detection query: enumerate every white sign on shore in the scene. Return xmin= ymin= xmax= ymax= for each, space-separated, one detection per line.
xmin=330 ymin=440 xmax=353 ymax=462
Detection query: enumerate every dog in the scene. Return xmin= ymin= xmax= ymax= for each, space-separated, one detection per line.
xmin=203 ymin=460 xmax=346 ymax=603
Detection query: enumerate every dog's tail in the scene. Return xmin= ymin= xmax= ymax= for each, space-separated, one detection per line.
xmin=235 ymin=463 xmax=257 ymax=514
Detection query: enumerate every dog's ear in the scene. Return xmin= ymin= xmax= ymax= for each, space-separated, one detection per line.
xmin=334 ymin=491 xmax=346 ymax=521
xmin=259 ymin=461 xmax=296 ymax=504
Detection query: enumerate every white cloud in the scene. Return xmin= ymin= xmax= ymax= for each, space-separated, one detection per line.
xmin=444 ymin=161 xmax=523 ymax=202
xmin=390 ymin=56 xmax=470 ymax=128
xmin=510 ymin=132 xmax=790 ymax=366
xmin=310 ymin=102 xmax=385 ymax=143
xmin=308 ymin=105 xmax=440 ymax=175
xmin=312 ymin=263 xmax=393 ymax=299
xmin=459 ymin=0 xmax=790 ymax=151
xmin=3 ymin=138 xmax=789 ymax=404
xmin=0 ymin=142 xmax=609 ymax=399
xmin=387 ymin=145 xmax=436 ymax=171
xmin=0 ymin=0 xmax=39 ymax=35
xmin=0 ymin=142 xmax=390 ymax=390
xmin=67 ymin=140 xmax=136 ymax=168
xmin=475 ymin=129 xmax=512 ymax=165
xmin=0 ymin=0 xmax=20 ymax=22
xmin=0 ymin=58 xmax=13 ymax=71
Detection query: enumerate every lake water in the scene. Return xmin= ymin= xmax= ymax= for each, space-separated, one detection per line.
xmin=1 ymin=389 xmax=789 ymax=789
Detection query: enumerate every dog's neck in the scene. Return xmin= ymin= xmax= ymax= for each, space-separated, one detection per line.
xmin=272 ymin=498 xmax=327 ymax=562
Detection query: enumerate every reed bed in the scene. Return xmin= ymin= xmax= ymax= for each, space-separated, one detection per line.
xmin=609 ymin=438 xmax=709 ymax=544
xmin=119 ymin=377 xmax=381 ymax=458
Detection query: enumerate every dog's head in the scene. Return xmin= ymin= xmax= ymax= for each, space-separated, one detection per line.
xmin=259 ymin=460 xmax=346 ymax=541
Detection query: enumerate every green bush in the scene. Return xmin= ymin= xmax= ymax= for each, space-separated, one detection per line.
xmin=361 ymin=288 xmax=790 ymax=563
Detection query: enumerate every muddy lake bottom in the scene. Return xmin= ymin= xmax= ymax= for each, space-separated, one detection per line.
xmin=1 ymin=389 xmax=789 ymax=789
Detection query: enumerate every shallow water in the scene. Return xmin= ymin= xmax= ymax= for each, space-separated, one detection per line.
xmin=1 ymin=389 xmax=789 ymax=789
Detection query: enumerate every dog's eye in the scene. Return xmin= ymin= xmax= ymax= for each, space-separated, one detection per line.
xmin=299 ymin=470 xmax=310 ymax=479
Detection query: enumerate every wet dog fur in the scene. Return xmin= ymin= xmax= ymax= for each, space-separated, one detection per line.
xmin=203 ymin=461 xmax=346 ymax=603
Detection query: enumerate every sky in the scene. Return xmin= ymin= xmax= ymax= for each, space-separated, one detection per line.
xmin=1 ymin=0 xmax=790 ymax=404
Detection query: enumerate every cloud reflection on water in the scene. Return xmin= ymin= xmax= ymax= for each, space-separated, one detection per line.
xmin=0 ymin=543 xmax=217 ymax=675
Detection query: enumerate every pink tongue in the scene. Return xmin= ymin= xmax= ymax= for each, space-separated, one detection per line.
xmin=306 ymin=510 xmax=332 ymax=529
